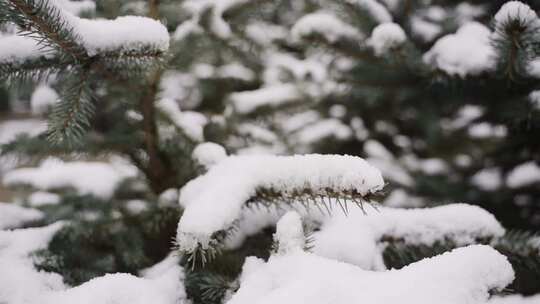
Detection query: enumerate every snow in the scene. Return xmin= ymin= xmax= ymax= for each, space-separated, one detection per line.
xmin=0 ymin=202 xmax=43 ymax=229
xmin=245 ymin=22 xmax=288 ymax=46
xmin=0 ymin=222 xmax=66 ymax=304
xmin=44 ymin=2 xmax=169 ymax=57
xmin=0 ymin=223 xmax=186 ymax=304
xmin=192 ymin=142 xmax=228 ymax=168
xmin=273 ymin=211 xmax=304 ymax=255
xmin=3 ymin=157 xmax=138 ymax=199
xmin=229 ymin=84 xmax=302 ymax=115
xmin=157 ymin=98 xmax=208 ymax=141
xmin=494 ymin=1 xmax=538 ymax=27
xmin=423 ymin=22 xmax=495 ymax=77
xmin=291 ymin=12 xmax=362 ymax=43
xmin=56 ymin=0 xmax=96 ymax=15
xmin=31 ymin=85 xmax=59 ymax=115
xmin=471 ymin=168 xmax=502 ymax=191
xmin=368 ymin=23 xmax=407 ymax=56
xmin=411 ymin=16 xmax=441 ymax=42
xmin=177 ymin=154 xmax=384 ymax=252
xmin=353 ymin=0 xmax=393 ymax=24
xmin=28 ymin=191 xmax=61 ymax=207
xmin=227 ymin=245 xmax=514 ymax=304
xmin=506 ymin=161 xmax=540 ymax=188
xmin=41 ymin=266 xmax=185 ymax=304
xmin=468 ymin=123 xmax=507 ymax=139
xmin=74 ymin=16 xmax=169 ymax=56
xmin=0 ymin=119 xmax=47 ymax=144
xmin=294 ymin=119 xmax=352 ymax=145
xmin=0 ymin=35 xmax=50 ymax=64
xmin=310 ymin=204 xmax=504 ymax=269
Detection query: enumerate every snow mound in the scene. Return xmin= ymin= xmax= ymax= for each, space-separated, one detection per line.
xmin=0 ymin=222 xmax=66 ymax=304
xmin=424 ymin=22 xmax=495 ymax=77
xmin=494 ymin=1 xmax=538 ymax=27
xmin=192 ymin=142 xmax=228 ymax=168
xmin=489 ymin=294 xmax=540 ymax=304
xmin=0 ymin=202 xmax=43 ymax=229
xmin=41 ymin=266 xmax=185 ymax=304
xmin=31 ymin=85 xmax=59 ymax=115
xmin=227 ymin=245 xmax=514 ymax=304
xmin=368 ymin=23 xmax=407 ymax=56
xmin=177 ymin=154 xmax=384 ymax=252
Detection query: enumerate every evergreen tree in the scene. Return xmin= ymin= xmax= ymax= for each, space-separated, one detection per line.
xmin=0 ymin=0 xmax=539 ymax=303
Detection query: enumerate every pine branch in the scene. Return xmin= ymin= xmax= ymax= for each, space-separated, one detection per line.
xmin=47 ymin=70 xmax=94 ymax=144
xmin=5 ymin=0 xmax=88 ymax=61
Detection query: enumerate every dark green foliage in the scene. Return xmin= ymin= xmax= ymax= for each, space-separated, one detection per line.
xmin=383 ymin=231 xmax=540 ymax=295
xmin=34 ymin=198 xmax=182 ymax=286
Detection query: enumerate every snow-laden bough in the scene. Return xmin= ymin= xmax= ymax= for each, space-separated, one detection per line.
xmin=176 ymin=154 xmax=384 ymax=262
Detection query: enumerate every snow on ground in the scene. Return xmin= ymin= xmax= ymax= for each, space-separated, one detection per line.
xmin=177 ymin=154 xmax=384 ymax=252
xmin=423 ymin=22 xmax=495 ymax=77
xmin=227 ymin=212 xmax=513 ymax=304
xmin=0 ymin=202 xmax=43 ymax=229
xmin=3 ymin=157 xmax=138 ymax=199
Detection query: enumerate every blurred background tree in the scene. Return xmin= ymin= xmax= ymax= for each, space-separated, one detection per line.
xmin=0 ymin=0 xmax=539 ymax=302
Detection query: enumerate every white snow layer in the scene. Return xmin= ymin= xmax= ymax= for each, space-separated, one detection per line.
xmin=41 ymin=266 xmax=185 ymax=304
xmin=494 ymin=1 xmax=538 ymax=28
xmin=31 ymin=84 xmax=59 ymax=115
xmin=368 ymin=23 xmax=407 ymax=56
xmin=28 ymin=191 xmax=61 ymax=207
xmin=45 ymin=1 xmax=169 ymax=56
xmin=0 ymin=222 xmax=66 ymax=304
xmin=192 ymin=142 xmax=228 ymax=168
xmin=0 ymin=223 xmax=186 ymax=304
xmin=0 ymin=202 xmax=43 ymax=229
xmin=177 ymin=154 xmax=384 ymax=252
xmin=3 ymin=158 xmax=138 ymax=199
xmin=506 ymin=161 xmax=540 ymax=188
xmin=229 ymin=84 xmax=302 ymax=115
xmin=0 ymin=35 xmax=50 ymax=63
xmin=424 ymin=22 xmax=495 ymax=77
xmin=227 ymin=244 xmax=514 ymax=304
xmin=157 ymin=98 xmax=208 ymax=141
xmin=273 ymin=211 xmax=305 ymax=255
xmin=352 ymin=0 xmax=393 ymax=24
xmin=291 ymin=12 xmax=362 ymax=43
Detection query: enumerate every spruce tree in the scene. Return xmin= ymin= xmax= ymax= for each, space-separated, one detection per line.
xmin=0 ymin=0 xmax=539 ymax=303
